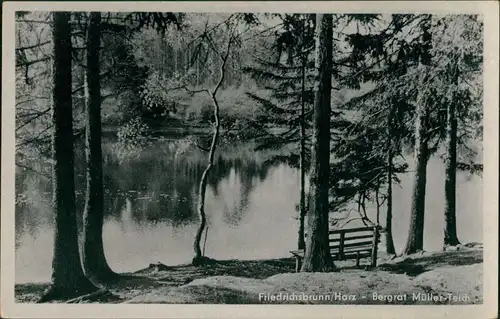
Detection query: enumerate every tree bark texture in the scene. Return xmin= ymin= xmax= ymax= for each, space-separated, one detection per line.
xmin=385 ymin=105 xmax=396 ymax=255
xmin=385 ymin=150 xmax=396 ymax=255
xmin=300 ymin=14 xmax=335 ymax=272
xmin=443 ymin=65 xmax=460 ymax=247
xmin=298 ymin=27 xmax=307 ymax=251
xmin=82 ymin=12 xmax=117 ymax=283
xmin=403 ymin=89 xmax=430 ymax=255
xmin=41 ymin=12 xmax=97 ymax=302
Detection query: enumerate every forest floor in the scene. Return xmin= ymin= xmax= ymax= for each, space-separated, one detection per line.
xmin=15 ymin=243 xmax=483 ymax=304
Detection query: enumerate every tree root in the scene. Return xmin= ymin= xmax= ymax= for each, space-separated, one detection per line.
xmin=192 ymin=256 xmax=218 ymax=266
xmin=66 ymin=288 xmax=117 ymax=303
xmin=88 ymin=269 xmax=123 ymax=285
xmin=300 ymin=261 xmax=337 ymax=273
xmin=37 ymin=282 xmax=99 ymax=303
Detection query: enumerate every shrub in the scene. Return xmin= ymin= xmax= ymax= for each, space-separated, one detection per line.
xmin=112 ymin=117 xmax=151 ymax=163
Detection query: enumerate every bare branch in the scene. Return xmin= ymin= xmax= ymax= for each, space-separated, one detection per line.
xmin=16 ymin=56 xmax=51 ymax=68
xmin=211 ymin=26 xmax=235 ymax=96
xmin=193 ymin=141 xmax=210 ymax=152
xmin=16 ymin=96 xmax=50 ymax=107
xmin=16 ymin=125 xmax=53 ymax=147
xmin=336 ymin=217 xmax=373 ymax=229
xmin=204 ymin=32 xmax=222 ymax=58
xmin=16 ymin=19 xmax=51 ymax=25
xmin=240 ymin=22 xmax=284 ymax=43
xmin=169 ymin=84 xmax=209 ymax=95
xmin=16 ymin=40 xmax=51 ymax=51
xmin=16 ymin=108 xmax=51 ymax=132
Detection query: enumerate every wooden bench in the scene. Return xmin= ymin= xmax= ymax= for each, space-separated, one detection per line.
xmin=290 ymin=225 xmax=381 ymax=272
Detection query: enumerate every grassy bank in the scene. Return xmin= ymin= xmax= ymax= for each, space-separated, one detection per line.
xmin=15 ymin=247 xmax=482 ymax=304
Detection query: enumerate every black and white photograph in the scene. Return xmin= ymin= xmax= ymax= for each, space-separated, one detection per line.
xmin=1 ymin=1 xmax=498 ymax=318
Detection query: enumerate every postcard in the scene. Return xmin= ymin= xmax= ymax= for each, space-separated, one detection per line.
xmin=1 ymin=1 xmax=498 ymax=318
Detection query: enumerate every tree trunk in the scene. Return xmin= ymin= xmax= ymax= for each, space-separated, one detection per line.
xmin=298 ymin=27 xmax=307 ymax=251
xmin=39 ymin=12 xmax=98 ymax=302
xmin=443 ymin=67 xmax=460 ymax=247
xmin=375 ymin=178 xmax=381 ymax=225
xmin=385 ymin=150 xmax=396 ymax=255
xmin=385 ymin=105 xmax=396 ymax=255
xmin=300 ymin=14 xmax=335 ymax=272
xmin=192 ymin=29 xmax=233 ymax=265
xmin=193 ymin=92 xmax=220 ymax=265
xmin=403 ymin=91 xmax=430 ymax=255
xmin=81 ymin=12 xmax=117 ymax=283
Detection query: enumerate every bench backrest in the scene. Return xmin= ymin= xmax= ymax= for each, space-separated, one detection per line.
xmin=329 ymin=225 xmax=381 ymax=261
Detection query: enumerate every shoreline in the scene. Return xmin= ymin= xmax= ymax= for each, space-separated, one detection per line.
xmin=15 ymin=247 xmax=483 ymax=304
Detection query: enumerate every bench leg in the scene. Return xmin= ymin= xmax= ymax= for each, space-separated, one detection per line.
xmin=295 ymin=257 xmax=301 ymax=272
xmin=356 ymin=252 xmax=360 ymax=268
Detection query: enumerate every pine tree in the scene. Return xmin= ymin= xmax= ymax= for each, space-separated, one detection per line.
xmin=300 ymin=14 xmax=335 ymax=272
xmin=244 ymin=14 xmax=316 ymax=250
xmin=39 ymin=12 xmax=98 ymax=302
xmin=403 ymin=69 xmax=431 ymax=254
xmin=443 ymin=62 xmax=460 ymax=247
xmin=81 ymin=11 xmax=118 ymax=283
xmin=324 ymin=15 xmax=415 ymax=240
xmin=431 ymin=15 xmax=483 ymax=248
xmin=385 ymin=102 xmax=397 ymax=254
xmin=330 ymin=14 xmax=437 ymax=255
xmin=328 ymin=110 xmax=408 ymax=228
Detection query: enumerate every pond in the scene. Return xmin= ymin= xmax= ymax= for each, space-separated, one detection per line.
xmin=14 ymin=135 xmax=483 ymax=283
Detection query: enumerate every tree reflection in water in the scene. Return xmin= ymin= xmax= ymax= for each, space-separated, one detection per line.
xmin=16 ymin=136 xmax=283 ymax=239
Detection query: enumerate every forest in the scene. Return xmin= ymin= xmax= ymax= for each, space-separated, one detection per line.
xmin=14 ymin=11 xmax=483 ymax=303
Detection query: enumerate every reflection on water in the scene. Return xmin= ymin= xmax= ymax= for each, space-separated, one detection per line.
xmin=15 ymin=137 xmax=300 ymax=283
xmin=15 ymin=137 xmax=483 ymax=283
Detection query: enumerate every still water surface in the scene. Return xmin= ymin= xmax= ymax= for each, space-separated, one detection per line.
xmin=15 ymin=136 xmax=483 ymax=283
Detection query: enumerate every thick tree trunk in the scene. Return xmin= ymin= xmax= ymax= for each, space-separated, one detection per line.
xmin=81 ymin=12 xmax=117 ymax=283
xmin=443 ymin=95 xmax=460 ymax=247
xmin=40 ymin=12 xmax=97 ymax=302
xmin=403 ymin=92 xmax=430 ymax=255
xmin=300 ymin=14 xmax=335 ymax=272
xmin=385 ymin=150 xmax=396 ymax=255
